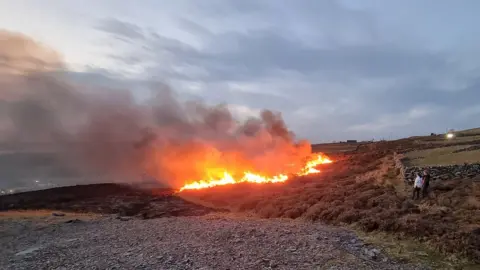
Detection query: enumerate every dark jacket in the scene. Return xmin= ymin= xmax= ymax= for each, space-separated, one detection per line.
xmin=423 ymin=174 xmax=431 ymax=186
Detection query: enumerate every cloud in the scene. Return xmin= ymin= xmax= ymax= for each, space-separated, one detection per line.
xmin=71 ymin=0 xmax=480 ymax=140
xmin=348 ymin=105 xmax=439 ymax=133
xmin=458 ymin=104 xmax=480 ymax=118
xmin=95 ymin=18 xmax=146 ymax=41
xmin=96 ymin=16 xmax=449 ymax=83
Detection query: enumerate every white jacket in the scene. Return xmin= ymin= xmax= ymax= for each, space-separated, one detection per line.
xmin=414 ymin=176 xmax=423 ymax=188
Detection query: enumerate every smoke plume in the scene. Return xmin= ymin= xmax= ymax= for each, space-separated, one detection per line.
xmin=0 ymin=30 xmax=313 ymax=189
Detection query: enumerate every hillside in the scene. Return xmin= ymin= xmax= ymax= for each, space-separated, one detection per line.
xmin=182 ymin=130 xmax=480 ymax=266
xmin=1 ymin=128 xmax=480 ymax=268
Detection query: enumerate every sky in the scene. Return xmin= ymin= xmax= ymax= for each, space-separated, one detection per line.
xmin=1 ymin=0 xmax=479 ymax=143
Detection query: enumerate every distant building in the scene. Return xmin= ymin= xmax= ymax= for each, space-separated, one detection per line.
xmin=346 ymin=140 xmax=357 ymax=143
xmin=446 ymin=128 xmax=456 ymax=139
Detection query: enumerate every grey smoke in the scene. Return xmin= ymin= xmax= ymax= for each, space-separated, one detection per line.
xmin=0 ymin=30 xmax=312 ymax=189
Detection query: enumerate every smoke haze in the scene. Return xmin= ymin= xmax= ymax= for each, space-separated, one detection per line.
xmin=0 ymin=30 xmax=313 ymax=189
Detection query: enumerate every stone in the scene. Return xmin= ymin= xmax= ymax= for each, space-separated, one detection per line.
xmin=363 ymin=248 xmax=378 ymax=259
xmin=52 ymin=212 xmax=66 ymax=217
xmin=15 ymin=246 xmax=44 ymax=256
xmin=65 ymin=219 xmax=82 ymax=224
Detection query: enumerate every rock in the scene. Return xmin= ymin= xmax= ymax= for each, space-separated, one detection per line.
xmin=403 ymin=163 xmax=480 ymax=183
xmin=269 ymin=260 xmax=278 ymax=268
xmin=64 ymin=238 xmax=80 ymax=243
xmin=363 ymin=248 xmax=378 ymax=259
xmin=116 ymin=216 xmax=133 ymax=221
xmin=317 ymin=235 xmax=328 ymax=240
xmin=353 ymin=241 xmax=364 ymax=248
xmin=52 ymin=212 xmax=65 ymax=217
xmin=65 ymin=219 xmax=82 ymax=224
xmin=15 ymin=246 xmax=44 ymax=256
xmin=415 ymin=251 xmax=428 ymax=257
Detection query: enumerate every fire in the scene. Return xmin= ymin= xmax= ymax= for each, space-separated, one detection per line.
xmin=298 ymin=154 xmax=333 ymax=176
xmin=179 ymin=153 xmax=332 ymax=191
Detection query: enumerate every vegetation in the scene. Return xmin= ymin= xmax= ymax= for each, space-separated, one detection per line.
xmin=457 ymin=128 xmax=480 ymax=137
xmin=405 ymin=145 xmax=480 ymax=166
xmin=311 ymin=142 xmax=359 ymax=154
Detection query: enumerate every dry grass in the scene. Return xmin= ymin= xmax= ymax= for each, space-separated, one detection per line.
xmin=413 ymin=127 xmax=480 ymax=146
xmin=405 ymin=145 xmax=480 ymax=166
xmin=311 ymin=142 xmax=359 ymax=153
xmin=0 ymin=210 xmax=103 ymax=236
xmin=458 ymin=128 xmax=480 ymax=136
xmin=354 ymin=230 xmax=479 ymax=270
xmin=0 ymin=210 xmax=102 ymax=225
xmin=424 ymin=135 xmax=480 ymax=145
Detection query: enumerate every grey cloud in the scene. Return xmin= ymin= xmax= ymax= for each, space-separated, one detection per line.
xmin=92 ymin=0 xmax=480 ymax=141
xmin=95 ymin=18 xmax=146 ymax=41
xmin=176 ymin=18 xmax=213 ymax=39
xmin=202 ymin=32 xmax=447 ymax=78
xmin=96 ymin=21 xmax=448 ymax=83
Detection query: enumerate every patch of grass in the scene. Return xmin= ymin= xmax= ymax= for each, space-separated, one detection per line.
xmin=405 ymin=145 xmax=480 ymax=166
xmin=0 ymin=210 xmax=101 ymax=222
xmin=411 ymin=127 xmax=480 ymax=145
xmin=457 ymin=128 xmax=480 ymax=137
xmin=431 ymin=135 xmax=480 ymax=145
xmin=311 ymin=142 xmax=359 ymax=153
xmin=354 ymin=230 xmax=479 ymax=270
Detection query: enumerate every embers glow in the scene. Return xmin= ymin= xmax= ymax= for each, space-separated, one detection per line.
xmin=179 ymin=153 xmax=332 ymax=191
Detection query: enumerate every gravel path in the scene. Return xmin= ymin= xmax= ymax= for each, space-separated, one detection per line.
xmin=0 ymin=213 xmax=430 ymax=270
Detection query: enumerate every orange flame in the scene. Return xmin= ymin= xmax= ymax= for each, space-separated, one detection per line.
xmin=179 ymin=153 xmax=332 ymax=191
xmin=298 ymin=154 xmax=333 ymax=176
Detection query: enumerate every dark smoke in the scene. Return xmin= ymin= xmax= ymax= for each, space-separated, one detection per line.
xmin=0 ymin=30 xmax=313 ymax=189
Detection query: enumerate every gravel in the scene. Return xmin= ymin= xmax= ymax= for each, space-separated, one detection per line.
xmin=0 ymin=213 xmax=430 ymax=270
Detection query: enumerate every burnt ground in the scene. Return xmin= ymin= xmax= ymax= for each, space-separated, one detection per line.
xmin=0 ymin=183 xmax=219 ymax=219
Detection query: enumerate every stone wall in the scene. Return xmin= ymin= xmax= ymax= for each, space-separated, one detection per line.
xmin=404 ymin=163 xmax=480 ymax=182
xmin=394 ymin=152 xmax=480 ymax=183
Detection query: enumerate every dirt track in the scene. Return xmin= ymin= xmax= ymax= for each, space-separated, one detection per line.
xmin=0 ymin=184 xmax=432 ymax=269
xmin=0 ymin=212 xmax=430 ymax=270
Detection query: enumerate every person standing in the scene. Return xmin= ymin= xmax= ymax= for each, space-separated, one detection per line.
xmin=422 ymin=169 xmax=431 ymax=198
xmin=412 ymin=172 xmax=423 ymax=200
